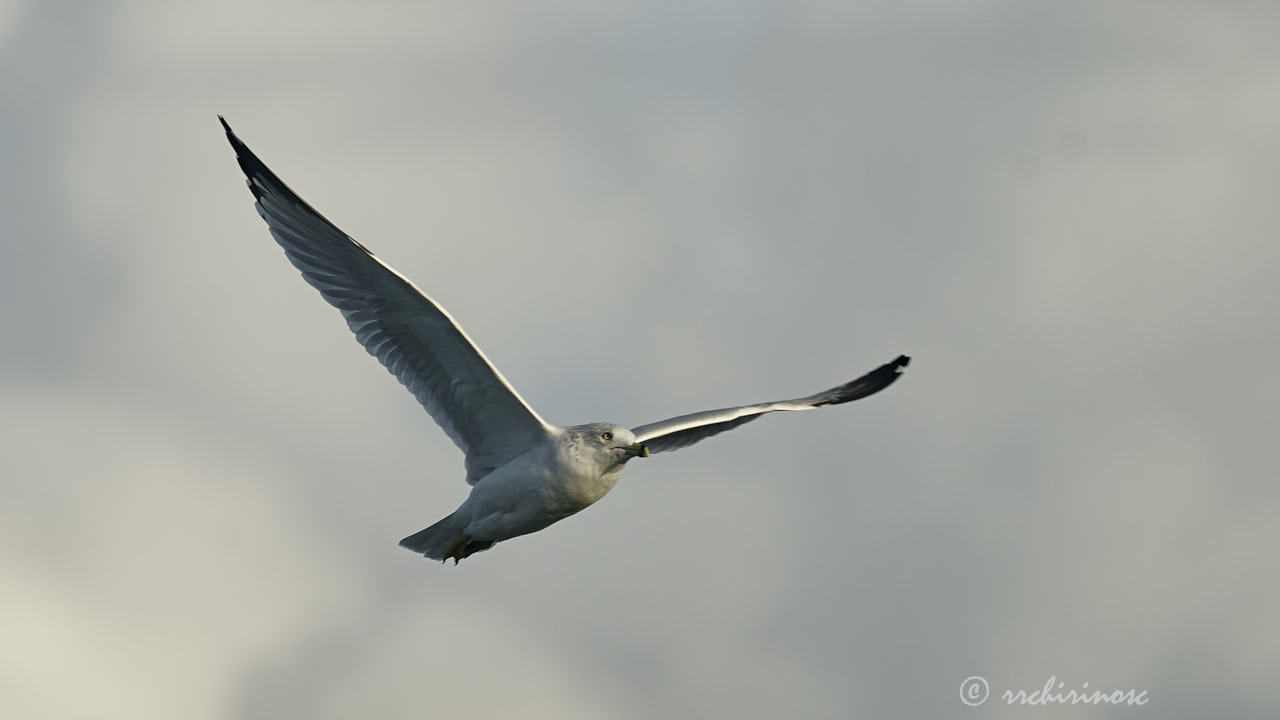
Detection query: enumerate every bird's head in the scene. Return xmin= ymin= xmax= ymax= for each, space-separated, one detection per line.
xmin=568 ymin=423 xmax=649 ymax=468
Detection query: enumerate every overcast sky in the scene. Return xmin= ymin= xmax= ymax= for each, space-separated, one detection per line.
xmin=2 ymin=1 xmax=1276 ymax=718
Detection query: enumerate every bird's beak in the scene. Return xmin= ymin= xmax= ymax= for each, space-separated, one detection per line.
xmin=624 ymin=443 xmax=650 ymax=458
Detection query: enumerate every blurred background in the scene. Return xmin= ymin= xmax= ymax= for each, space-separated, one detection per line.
xmin=2 ymin=1 xmax=1276 ymax=718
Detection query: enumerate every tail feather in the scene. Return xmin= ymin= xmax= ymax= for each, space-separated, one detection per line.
xmin=399 ymin=513 xmax=495 ymax=562
xmin=399 ymin=513 xmax=460 ymax=559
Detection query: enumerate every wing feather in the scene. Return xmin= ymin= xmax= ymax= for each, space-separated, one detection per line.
xmin=220 ymin=117 xmax=553 ymax=483
xmin=633 ymin=355 xmax=909 ymax=454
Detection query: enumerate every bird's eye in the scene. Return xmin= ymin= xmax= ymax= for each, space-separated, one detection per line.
xmin=601 ymin=431 xmax=613 ymax=442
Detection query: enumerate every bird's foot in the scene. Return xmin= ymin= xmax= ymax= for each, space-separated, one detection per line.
xmin=443 ymin=533 xmax=470 ymax=565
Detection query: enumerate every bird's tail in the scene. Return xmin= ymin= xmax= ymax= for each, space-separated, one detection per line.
xmin=399 ymin=512 xmax=494 ymax=562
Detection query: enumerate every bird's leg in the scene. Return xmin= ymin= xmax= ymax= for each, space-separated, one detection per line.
xmin=443 ymin=533 xmax=470 ymax=565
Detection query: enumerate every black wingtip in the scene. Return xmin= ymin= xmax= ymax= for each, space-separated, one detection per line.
xmin=812 ymin=354 xmax=911 ymax=407
xmin=217 ymin=116 xmax=368 ymax=248
xmin=217 ymin=115 xmax=280 ymax=204
xmin=865 ymin=354 xmax=911 ymax=386
xmin=218 ymin=114 xmax=251 ymax=160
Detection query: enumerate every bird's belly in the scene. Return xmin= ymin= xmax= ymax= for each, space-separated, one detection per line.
xmin=465 ymin=466 xmax=621 ymax=541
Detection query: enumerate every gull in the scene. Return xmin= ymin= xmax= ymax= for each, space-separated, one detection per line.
xmin=219 ymin=117 xmax=910 ymax=563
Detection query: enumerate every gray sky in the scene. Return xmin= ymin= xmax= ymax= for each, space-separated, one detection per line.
xmin=2 ymin=1 xmax=1276 ymax=718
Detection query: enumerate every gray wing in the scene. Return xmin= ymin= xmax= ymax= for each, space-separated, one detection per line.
xmin=220 ymin=117 xmax=554 ymax=483
xmin=632 ymin=355 xmax=909 ymax=454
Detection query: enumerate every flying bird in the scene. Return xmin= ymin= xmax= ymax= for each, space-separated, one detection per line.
xmin=219 ymin=116 xmax=910 ymax=563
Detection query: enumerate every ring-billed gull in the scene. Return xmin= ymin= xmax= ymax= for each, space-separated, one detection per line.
xmin=220 ymin=117 xmax=910 ymax=563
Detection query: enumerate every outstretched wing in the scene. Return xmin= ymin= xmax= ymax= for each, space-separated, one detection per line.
xmin=220 ymin=117 xmax=554 ymax=483
xmin=632 ymin=355 xmax=909 ymax=454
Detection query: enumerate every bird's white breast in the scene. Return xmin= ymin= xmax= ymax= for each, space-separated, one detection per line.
xmin=461 ymin=438 xmax=623 ymax=541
